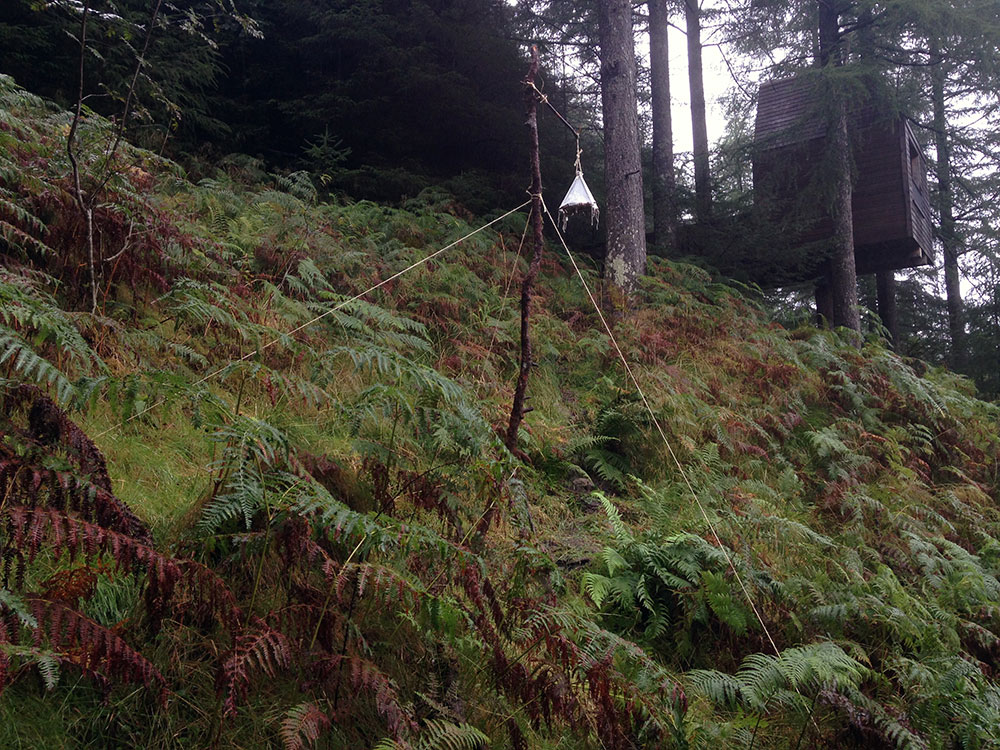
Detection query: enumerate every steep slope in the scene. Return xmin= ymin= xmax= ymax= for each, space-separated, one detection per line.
xmin=3 ymin=74 xmax=1000 ymax=749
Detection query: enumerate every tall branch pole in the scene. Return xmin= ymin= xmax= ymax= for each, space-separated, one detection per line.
xmin=506 ymin=46 xmax=545 ymax=453
xmin=66 ymin=0 xmax=164 ymax=314
xmin=67 ymin=0 xmax=97 ymax=313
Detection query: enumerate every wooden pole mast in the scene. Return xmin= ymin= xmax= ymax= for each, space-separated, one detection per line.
xmin=506 ymin=46 xmax=545 ymax=453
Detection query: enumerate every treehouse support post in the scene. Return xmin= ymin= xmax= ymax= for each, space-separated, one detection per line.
xmin=506 ymin=46 xmax=544 ymax=453
xmin=876 ymin=270 xmax=898 ymax=346
xmin=815 ymin=276 xmax=834 ymax=327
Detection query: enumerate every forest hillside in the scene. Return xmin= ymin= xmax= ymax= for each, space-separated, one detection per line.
xmin=3 ymin=75 xmax=1000 ymax=749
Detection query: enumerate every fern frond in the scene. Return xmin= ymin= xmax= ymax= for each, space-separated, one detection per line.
xmin=0 ymin=328 xmax=76 ymax=405
xmin=0 ymin=588 xmax=37 ymax=627
xmin=280 ymin=701 xmax=330 ymax=750
xmin=0 ymin=217 xmax=52 ymax=257
xmin=330 ymin=345 xmax=462 ymax=403
xmin=0 ymin=450 xmax=147 ymax=542
xmin=416 ymin=719 xmax=489 ymax=750
xmin=315 ymin=655 xmax=417 ymax=738
xmin=219 ymin=621 xmax=291 ymax=716
xmin=29 ymin=597 xmax=167 ymax=700
xmin=594 ymin=493 xmax=631 ymax=546
xmin=687 ymin=668 xmax=744 ymax=708
xmin=0 ymin=644 xmax=61 ymax=690
xmin=690 ymin=642 xmax=867 ymax=714
xmin=0 ymin=194 xmax=47 ymax=235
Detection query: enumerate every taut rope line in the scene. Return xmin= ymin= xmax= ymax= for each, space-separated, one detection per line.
xmin=539 ymin=195 xmax=783 ymax=660
xmin=483 ymin=211 xmax=531 ymax=365
xmin=95 ymin=200 xmax=531 ymax=438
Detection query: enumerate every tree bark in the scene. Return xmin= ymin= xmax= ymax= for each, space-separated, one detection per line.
xmin=685 ymin=0 xmax=711 ymax=221
xmin=931 ymin=42 xmax=964 ymax=368
xmin=818 ymin=0 xmax=860 ymax=334
xmin=827 ymin=100 xmax=860 ymax=333
xmin=876 ymin=271 xmax=899 ymax=346
xmin=505 ymin=47 xmax=545 ymax=452
xmin=598 ymin=0 xmax=647 ymax=298
xmin=648 ymin=0 xmax=676 ymax=251
xmin=816 ymin=275 xmax=834 ymax=326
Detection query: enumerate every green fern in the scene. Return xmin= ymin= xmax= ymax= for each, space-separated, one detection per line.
xmin=0 ymin=588 xmax=36 ymax=628
xmin=0 ymin=194 xmax=52 ymax=258
xmin=0 ymin=644 xmax=61 ymax=690
xmin=688 ymin=642 xmax=867 ymax=712
xmin=0 ymin=328 xmax=77 ymax=405
xmin=572 ymin=393 xmax=649 ymax=492
xmin=373 ymin=719 xmax=489 ymax=750
xmin=0 ymin=271 xmax=104 ymax=391
xmin=199 ymin=415 xmax=296 ymax=533
xmin=583 ymin=493 xmax=749 ymax=645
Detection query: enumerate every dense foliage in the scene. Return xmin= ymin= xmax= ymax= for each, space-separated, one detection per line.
xmin=3 ymin=73 xmax=1000 ymax=748
xmin=0 ymin=0 xmax=575 ymax=211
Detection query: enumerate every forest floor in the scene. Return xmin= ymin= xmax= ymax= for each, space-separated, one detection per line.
xmin=3 ymin=74 xmax=1000 ymax=749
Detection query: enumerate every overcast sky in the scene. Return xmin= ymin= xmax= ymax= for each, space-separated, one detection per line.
xmin=656 ymin=9 xmax=743 ymax=154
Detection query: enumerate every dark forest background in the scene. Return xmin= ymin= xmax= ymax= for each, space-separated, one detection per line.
xmin=0 ymin=0 xmax=580 ymax=211
xmin=3 ymin=0 xmax=1000 ymax=394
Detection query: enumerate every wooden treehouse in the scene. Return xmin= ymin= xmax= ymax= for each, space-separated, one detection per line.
xmin=753 ymin=76 xmax=934 ymax=279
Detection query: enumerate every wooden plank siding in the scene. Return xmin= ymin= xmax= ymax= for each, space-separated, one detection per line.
xmin=754 ymin=77 xmax=935 ymax=278
xmin=904 ymin=121 xmax=935 ymax=256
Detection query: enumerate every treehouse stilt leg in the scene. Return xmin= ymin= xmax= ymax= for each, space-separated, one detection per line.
xmin=877 ymin=270 xmax=899 ymax=346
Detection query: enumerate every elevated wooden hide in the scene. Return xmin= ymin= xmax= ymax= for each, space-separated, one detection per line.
xmin=753 ymin=77 xmax=934 ymax=277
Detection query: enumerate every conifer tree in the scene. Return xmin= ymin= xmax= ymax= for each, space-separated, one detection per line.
xmin=818 ymin=0 xmax=861 ymax=334
xmin=598 ymin=0 xmax=647 ymax=297
xmin=733 ymin=0 xmax=1000 ymax=345
xmin=647 ymin=0 xmax=676 ymax=251
xmin=930 ymin=43 xmax=964 ymax=365
xmin=913 ymin=5 xmax=1000 ymax=370
xmin=685 ymin=0 xmax=712 ymax=222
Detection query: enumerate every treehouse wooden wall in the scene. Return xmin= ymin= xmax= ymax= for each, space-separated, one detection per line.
xmin=904 ymin=122 xmax=934 ymax=261
xmin=753 ymin=77 xmax=934 ymax=281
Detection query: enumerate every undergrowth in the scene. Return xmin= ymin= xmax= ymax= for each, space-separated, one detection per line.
xmin=3 ymin=73 xmax=1000 ymax=749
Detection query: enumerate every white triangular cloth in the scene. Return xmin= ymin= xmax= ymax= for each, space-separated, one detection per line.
xmin=558 ymin=173 xmax=599 ymax=230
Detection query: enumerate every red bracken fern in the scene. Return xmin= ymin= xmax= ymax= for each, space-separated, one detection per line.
xmin=312 ymin=654 xmax=417 ymax=739
xmin=0 ymin=381 xmax=247 ymax=706
xmin=27 ymin=596 xmax=167 ymax=703
xmin=218 ymin=619 xmax=291 ymax=717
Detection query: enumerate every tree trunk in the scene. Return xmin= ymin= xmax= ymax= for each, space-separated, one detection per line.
xmin=505 ymin=47 xmax=545 ymax=452
xmin=819 ymin=0 xmax=860 ymax=334
xmin=685 ymin=0 xmax=711 ymax=221
xmin=648 ymin=0 xmax=675 ymax=251
xmin=598 ymin=0 xmax=647 ymax=298
xmin=816 ymin=275 xmax=834 ymax=326
xmin=876 ymin=271 xmax=899 ymax=346
xmin=931 ymin=42 xmax=964 ymax=368
xmin=827 ymin=100 xmax=860 ymax=333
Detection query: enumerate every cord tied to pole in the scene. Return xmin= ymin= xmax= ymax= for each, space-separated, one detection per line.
xmin=525 ymin=78 xmax=599 ymax=231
